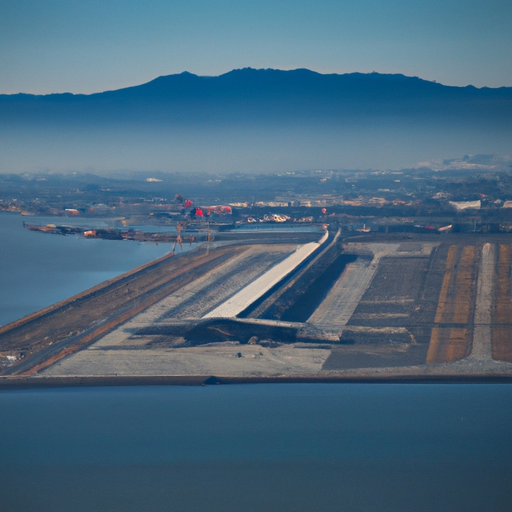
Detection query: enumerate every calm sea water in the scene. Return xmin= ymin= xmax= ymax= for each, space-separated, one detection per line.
xmin=0 ymin=212 xmax=189 ymax=326
xmin=1 ymin=383 xmax=511 ymax=512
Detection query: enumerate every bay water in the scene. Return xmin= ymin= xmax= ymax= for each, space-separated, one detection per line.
xmin=0 ymin=212 xmax=185 ymax=326
xmin=1 ymin=383 xmax=511 ymax=512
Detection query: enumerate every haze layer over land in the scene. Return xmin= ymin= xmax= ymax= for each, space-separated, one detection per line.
xmin=1 ymin=69 xmax=511 ymax=174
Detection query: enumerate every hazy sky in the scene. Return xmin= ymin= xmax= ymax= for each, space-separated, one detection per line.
xmin=1 ymin=0 xmax=511 ymax=94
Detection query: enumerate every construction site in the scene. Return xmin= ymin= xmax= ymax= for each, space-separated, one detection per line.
xmin=1 ymin=228 xmax=512 ymax=383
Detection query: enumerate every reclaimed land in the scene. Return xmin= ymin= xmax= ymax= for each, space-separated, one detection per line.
xmin=0 ymin=245 xmax=249 ymax=375
xmin=38 ymin=237 xmax=445 ymax=376
xmin=3 ymin=233 xmax=512 ymax=383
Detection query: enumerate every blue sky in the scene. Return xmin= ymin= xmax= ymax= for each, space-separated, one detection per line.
xmin=1 ymin=0 xmax=511 ymax=94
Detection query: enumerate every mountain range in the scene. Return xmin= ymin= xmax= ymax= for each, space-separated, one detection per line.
xmin=1 ymin=68 xmax=511 ymax=173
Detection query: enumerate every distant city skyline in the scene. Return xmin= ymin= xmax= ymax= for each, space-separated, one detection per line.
xmin=1 ymin=0 xmax=511 ymax=94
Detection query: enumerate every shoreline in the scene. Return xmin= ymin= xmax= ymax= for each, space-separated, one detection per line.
xmin=0 ymin=249 xmax=177 ymax=336
xmin=1 ymin=373 xmax=512 ymax=390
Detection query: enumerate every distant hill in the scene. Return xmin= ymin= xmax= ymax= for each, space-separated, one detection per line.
xmin=1 ymin=69 xmax=511 ymax=173
xmin=2 ymin=68 xmax=511 ymax=124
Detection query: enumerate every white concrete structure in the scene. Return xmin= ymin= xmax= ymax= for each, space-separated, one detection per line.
xmin=203 ymin=232 xmax=328 ymax=319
